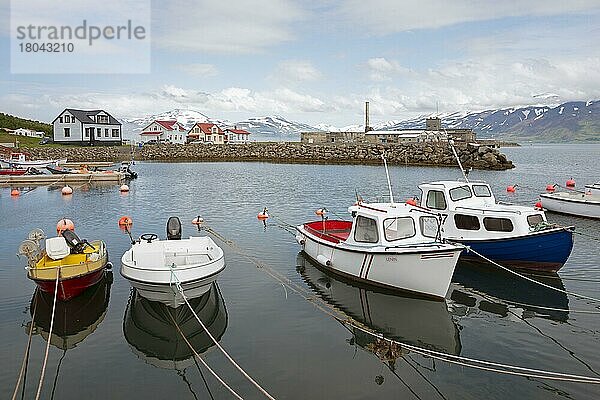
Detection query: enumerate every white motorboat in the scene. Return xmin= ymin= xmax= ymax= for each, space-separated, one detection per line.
xmin=1 ymin=152 xmax=66 ymax=168
xmin=540 ymin=190 xmax=600 ymax=219
xmin=121 ymin=217 xmax=226 ymax=307
xmin=418 ymin=180 xmax=574 ymax=272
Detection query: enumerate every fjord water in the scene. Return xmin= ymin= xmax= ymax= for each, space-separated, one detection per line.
xmin=1 ymin=143 xmax=599 ymax=399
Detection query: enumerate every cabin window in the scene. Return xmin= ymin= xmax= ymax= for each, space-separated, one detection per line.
xmin=449 ymin=185 xmax=472 ymax=201
xmin=454 ymin=214 xmax=480 ymax=230
xmin=527 ymin=214 xmax=543 ymax=227
xmin=483 ymin=217 xmax=514 ymax=232
xmin=64 ymin=127 xmax=70 ymax=137
xmin=419 ymin=216 xmax=439 ymax=238
xmin=354 ymin=216 xmax=379 ymax=243
xmin=383 ymin=217 xmax=415 ymax=241
xmin=473 ymin=185 xmax=492 ymax=197
xmin=426 ymin=190 xmax=447 ymax=210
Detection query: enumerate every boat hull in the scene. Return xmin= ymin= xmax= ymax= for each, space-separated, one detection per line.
xmin=32 ymin=268 xmax=106 ymax=301
xmin=0 ymin=169 xmax=26 ymax=175
xmin=540 ymin=193 xmax=600 ymax=219
xmin=297 ymin=228 xmax=461 ymax=299
xmin=455 ymin=228 xmax=574 ymax=272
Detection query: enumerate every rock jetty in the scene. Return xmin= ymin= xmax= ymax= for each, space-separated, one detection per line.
xmin=26 ymin=142 xmax=514 ymax=170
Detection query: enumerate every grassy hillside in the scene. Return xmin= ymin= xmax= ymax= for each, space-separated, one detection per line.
xmin=0 ymin=113 xmax=52 ymax=135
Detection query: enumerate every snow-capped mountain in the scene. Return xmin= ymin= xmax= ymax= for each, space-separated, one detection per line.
xmin=120 ymin=109 xmax=215 ymax=139
xmin=232 ymin=116 xmax=316 ymax=138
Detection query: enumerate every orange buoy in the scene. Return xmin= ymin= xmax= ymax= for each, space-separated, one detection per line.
xmin=546 ymin=184 xmax=556 ymax=192
xmin=506 ymin=185 xmax=517 ymax=193
xmin=534 ymin=201 xmax=543 ymax=210
xmin=61 ymin=185 xmax=73 ymax=195
xmin=56 ymin=218 xmax=75 ymax=234
xmin=192 ymin=216 xmax=204 ymax=225
xmin=566 ymin=178 xmax=575 ymax=187
xmin=257 ymin=212 xmax=269 ymax=220
xmin=119 ymin=184 xmax=130 ymax=192
xmin=10 ymin=189 xmax=20 ymax=196
xmin=315 ymin=208 xmax=327 ymax=217
xmin=118 ymin=216 xmax=133 ymax=227
xmin=405 ymin=198 xmax=417 ymax=206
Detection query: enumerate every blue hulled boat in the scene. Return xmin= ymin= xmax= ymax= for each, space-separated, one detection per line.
xmin=418 ymin=180 xmax=574 ymax=272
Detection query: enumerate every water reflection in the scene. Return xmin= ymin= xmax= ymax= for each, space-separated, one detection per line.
xmin=123 ymin=282 xmax=228 ymax=370
xmin=296 ymin=252 xmax=462 ymax=356
xmin=27 ymin=271 xmax=112 ymax=350
xmin=451 ymin=260 xmax=569 ymax=322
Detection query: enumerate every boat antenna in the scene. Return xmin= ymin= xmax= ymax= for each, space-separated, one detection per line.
xmin=381 ymin=153 xmax=395 ymax=205
xmin=447 ymin=138 xmax=469 ymax=183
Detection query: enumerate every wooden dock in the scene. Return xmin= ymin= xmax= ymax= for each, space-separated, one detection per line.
xmin=0 ymin=172 xmax=125 ymax=186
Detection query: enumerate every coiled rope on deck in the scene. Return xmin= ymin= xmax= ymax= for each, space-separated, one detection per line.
xmin=169 ymin=268 xmax=276 ymax=400
xmin=202 ymin=225 xmax=600 ymax=385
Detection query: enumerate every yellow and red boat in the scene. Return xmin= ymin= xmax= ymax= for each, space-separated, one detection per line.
xmin=20 ymin=226 xmax=109 ymax=301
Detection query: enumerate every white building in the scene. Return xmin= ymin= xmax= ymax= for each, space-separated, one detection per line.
xmin=12 ymin=128 xmax=45 ymax=138
xmin=52 ymin=109 xmax=122 ymax=145
xmin=187 ymin=123 xmax=226 ymax=144
xmin=140 ymin=120 xmax=187 ymax=144
xmin=224 ymin=128 xmax=251 ymax=144
xmin=366 ymin=130 xmax=449 ymax=144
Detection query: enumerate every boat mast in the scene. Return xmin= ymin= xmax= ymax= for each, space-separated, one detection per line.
xmin=448 ymin=138 xmax=469 ymax=183
xmin=381 ymin=153 xmax=395 ymax=205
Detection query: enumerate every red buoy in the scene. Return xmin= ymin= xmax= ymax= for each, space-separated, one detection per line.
xmin=546 ymin=184 xmax=556 ymax=192
xmin=118 ymin=216 xmax=133 ymax=227
xmin=192 ymin=216 xmax=204 ymax=225
xmin=406 ymin=198 xmax=417 ymax=206
xmin=566 ymin=178 xmax=575 ymax=188
xmin=315 ymin=208 xmax=327 ymax=217
xmin=10 ymin=189 xmax=20 ymax=196
xmin=56 ymin=218 xmax=75 ymax=234
xmin=506 ymin=185 xmax=517 ymax=193
xmin=257 ymin=208 xmax=269 ymax=220
xmin=534 ymin=201 xmax=543 ymax=210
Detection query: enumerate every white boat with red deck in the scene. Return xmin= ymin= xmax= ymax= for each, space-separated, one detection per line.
xmin=296 ymin=202 xmax=462 ymax=299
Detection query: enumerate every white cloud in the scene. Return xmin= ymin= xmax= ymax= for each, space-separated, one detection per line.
xmin=336 ymin=0 xmax=600 ymax=34
xmin=176 ymin=63 xmax=219 ymax=77
xmin=273 ymin=60 xmax=322 ymax=82
xmin=154 ymin=0 xmax=304 ymax=54
xmin=365 ymin=57 xmax=408 ymax=81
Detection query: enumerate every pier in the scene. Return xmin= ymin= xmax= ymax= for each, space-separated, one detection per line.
xmin=0 ymin=172 xmax=126 ymax=186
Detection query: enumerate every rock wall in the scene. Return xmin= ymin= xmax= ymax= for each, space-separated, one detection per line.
xmin=26 ymin=142 xmax=514 ymax=170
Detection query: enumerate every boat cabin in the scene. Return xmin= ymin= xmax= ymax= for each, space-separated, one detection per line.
xmin=418 ymin=181 xmax=547 ymax=238
xmin=302 ymin=202 xmax=442 ymax=248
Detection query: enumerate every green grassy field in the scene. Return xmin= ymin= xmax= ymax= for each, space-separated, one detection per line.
xmin=0 ymin=132 xmax=61 ymax=148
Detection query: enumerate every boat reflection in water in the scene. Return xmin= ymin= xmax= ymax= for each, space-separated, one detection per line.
xmin=296 ymin=252 xmax=462 ymax=360
xmin=27 ymin=271 xmax=112 ymax=350
xmin=123 ymin=282 xmax=228 ymax=370
xmin=450 ymin=260 xmax=569 ymax=323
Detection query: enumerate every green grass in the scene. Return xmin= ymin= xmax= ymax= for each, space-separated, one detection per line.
xmin=0 ymin=113 xmax=52 ymax=135
xmin=0 ymin=132 xmax=63 ymax=148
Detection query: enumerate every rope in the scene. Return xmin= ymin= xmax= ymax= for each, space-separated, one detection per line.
xmin=203 ymin=225 xmax=600 ymax=385
xmin=167 ymin=310 xmax=244 ymax=400
xmin=457 ymin=244 xmax=600 ymax=303
xmin=11 ymin=291 xmax=39 ymax=400
xmin=170 ymin=271 xmax=276 ymax=399
xmin=35 ymin=268 xmax=60 ymax=400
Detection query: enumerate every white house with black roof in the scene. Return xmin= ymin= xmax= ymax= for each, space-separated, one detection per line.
xmin=52 ymin=109 xmax=122 ymax=145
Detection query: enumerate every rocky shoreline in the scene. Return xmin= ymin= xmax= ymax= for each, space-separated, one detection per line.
xmin=26 ymin=142 xmax=515 ymax=170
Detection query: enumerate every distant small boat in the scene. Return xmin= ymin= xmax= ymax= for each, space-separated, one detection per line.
xmin=585 ymin=182 xmax=600 ymax=196
xmin=120 ymin=217 xmax=226 ymax=307
xmin=19 ymin=227 xmax=109 ymax=301
xmin=540 ymin=189 xmax=600 ymax=219
xmin=46 ymin=165 xmax=75 ymax=174
xmin=0 ymin=168 xmax=27 ymax=175
xmin=1 ymin=152 xmax=66 ymax=168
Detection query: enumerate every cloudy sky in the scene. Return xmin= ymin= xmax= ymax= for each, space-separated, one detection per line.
xmin=1 ymin=0 xmax=600 ymax=126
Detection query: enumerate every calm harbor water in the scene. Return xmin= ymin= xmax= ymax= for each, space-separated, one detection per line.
xmin=1 ymin=143 xmax=599 ymax=399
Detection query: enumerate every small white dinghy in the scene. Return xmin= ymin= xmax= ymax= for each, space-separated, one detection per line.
xmin=121 ymin=217 xmax=225 ymax=307
xmin=540 ymin=187 xmax=600 ymax=220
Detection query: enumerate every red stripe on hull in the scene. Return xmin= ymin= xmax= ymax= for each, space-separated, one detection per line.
xmin=33 ymin=268 xmax=106 ymax=301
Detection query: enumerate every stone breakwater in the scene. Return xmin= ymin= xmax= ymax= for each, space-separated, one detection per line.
xmin=27 ymin=142 xmax=514 ymax=170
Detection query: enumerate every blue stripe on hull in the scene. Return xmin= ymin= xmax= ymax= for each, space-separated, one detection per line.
xmin=456 ymin=229 xmax=574 ymax=272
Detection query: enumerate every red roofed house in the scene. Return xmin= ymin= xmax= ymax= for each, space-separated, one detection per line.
xmin=140 ymin=120 xmax=187 ymax=144
xmin=224 ymin=128 xmax=251 ymax=144
xmin=187 ymin=123 xmax=226 ymax=144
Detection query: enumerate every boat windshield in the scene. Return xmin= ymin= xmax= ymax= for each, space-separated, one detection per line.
xmin=472 ymin=185 xmax=492 ymax=197
xmin=383 ymin=217 xmax=415 ymax=241
xmin=449 ymin=185 xmax=472 ymax=201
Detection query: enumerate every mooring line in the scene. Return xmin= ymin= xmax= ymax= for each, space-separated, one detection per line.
xmin=459 ymin=245 xmax=600 ymax=303
xmin=167 ymin=311 xmax=244 ymax=400
xmin=34 ymin=269 xmax=60 ymax=400
xmin=12 ymin=290 xmax=39 ymax=400
xmin=169 ymin=270 xmax=276 ymax=400
xmin=203 ymin=225 xmax=600 ymax=384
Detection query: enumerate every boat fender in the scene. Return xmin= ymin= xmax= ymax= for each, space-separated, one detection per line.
xmin=316 ymin=254 xmax=331 ymax=267
xmin=295 ymin=234 xmax=305 ymax=245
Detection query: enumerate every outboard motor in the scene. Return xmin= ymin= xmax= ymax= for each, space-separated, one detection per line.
xmin=166 ymin=217 xmax=182 ymax=240
xmin=62 ymin=230 xmax=86 ymax=253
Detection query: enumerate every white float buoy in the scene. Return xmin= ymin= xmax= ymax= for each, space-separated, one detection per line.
xmin=120 ymin=184 xmax=130 ymax=192
xmin=61 ymin=186 xmax=73 ymax=195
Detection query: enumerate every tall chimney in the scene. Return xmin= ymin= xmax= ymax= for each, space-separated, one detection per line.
xmin=365 ymin=101 xmax=370 ymax=132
